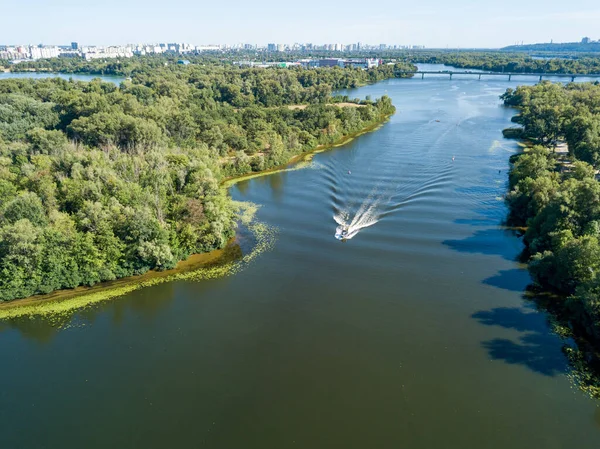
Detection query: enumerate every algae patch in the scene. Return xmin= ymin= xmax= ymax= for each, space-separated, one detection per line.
xmin=0 ymin=201 xmax=276 ymax=321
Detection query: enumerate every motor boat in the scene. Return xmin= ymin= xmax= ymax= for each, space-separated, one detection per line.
xmin=335 ymin=225 xmax=349 ymax=240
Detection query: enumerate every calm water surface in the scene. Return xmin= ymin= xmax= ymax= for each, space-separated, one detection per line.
xmin=1 ymin=66 xmax=600 ymax=448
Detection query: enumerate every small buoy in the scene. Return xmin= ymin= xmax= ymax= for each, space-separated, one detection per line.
xmin=452 ymin=156 xmax=455 ymax=162
xmin=348 ymin=170 xmax=351 ymax=174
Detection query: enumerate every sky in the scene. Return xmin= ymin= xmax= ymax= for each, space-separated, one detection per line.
xmin=3 ymin=0 xmax=600 ymax=48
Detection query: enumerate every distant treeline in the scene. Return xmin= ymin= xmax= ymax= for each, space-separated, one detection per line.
xmin=408 ymin=51 xmax=600 ymax=74
xmin=501 ymin=82 xmax=600 ymax=343
xmin=502 ymin=42 xmax=600 ymax=53
xmin=8 ymin=50 xmax=600 ymax=76
xmin=7 ymin=53 xmax=417 ymax=78
xmin=0 ymin=62 xmax=399 ymax=301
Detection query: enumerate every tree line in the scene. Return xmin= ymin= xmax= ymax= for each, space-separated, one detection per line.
xmin=502 ymin=42 xmax=600 ymax=53
xmin=7 ymin=50 xmax=600 ymax=75
xmin=501 ymin=81 xmax=600 ymax=343
xmin=7 ymin=53 xmax=416 ymax=78
xmin=0 ymin=62 xmax=399 ymax=301
xmin=409 ymin=51 xmax=600 ymax=74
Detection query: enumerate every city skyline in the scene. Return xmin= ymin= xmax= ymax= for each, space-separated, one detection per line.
xmin=0 ymin=41 xmax=428 ymax=63
xmin=4 ymin=0 xmax=600 ymax=49
xmin=1 ymin=38 xmax=597 ymax=53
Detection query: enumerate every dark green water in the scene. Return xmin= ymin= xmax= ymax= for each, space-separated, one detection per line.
xmin=2 ymin=67 xmax=600 ymax=448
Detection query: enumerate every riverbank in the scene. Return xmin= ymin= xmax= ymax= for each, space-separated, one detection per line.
xmin=501 ymin=126 xmax=600 ymax=398
xmin=6 ymin=69 xmax=600 ymax=449
xmin=222 ymin=112 xmax=392 ymax=188
xmin=0 ymin=113 xmax=392 ymax=319
xmin=0 ymin=202 xmax=275 ymax=320
xmin=0 ymin=242 xmax=232 ymax=318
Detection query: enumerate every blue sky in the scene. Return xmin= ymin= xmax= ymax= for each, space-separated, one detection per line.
xmin=4 ymin=0 xmax=600 ymax=48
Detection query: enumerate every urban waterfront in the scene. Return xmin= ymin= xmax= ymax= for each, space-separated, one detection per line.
xmin=1 ymin=67 xmax=600 ymax=448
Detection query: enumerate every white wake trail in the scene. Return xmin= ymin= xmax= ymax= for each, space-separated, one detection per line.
xmin=334 ymin=185 xmax=391 ymax=240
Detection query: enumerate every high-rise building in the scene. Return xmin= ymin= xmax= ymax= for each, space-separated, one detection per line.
xmin=71 ymin=42 xmax=79 ymax=50
xmin=29 ymin=45 xmax=60 ymax=59
xmin=267 ymin=43 xmax=276 ymax=52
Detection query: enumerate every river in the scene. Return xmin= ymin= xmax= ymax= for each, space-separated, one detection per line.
xmin=1 ymin=65 xmax=600 ymax=448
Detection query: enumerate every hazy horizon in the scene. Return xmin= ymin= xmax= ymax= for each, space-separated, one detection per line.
xmin=4 ymin=0 xmax=600 ymax=48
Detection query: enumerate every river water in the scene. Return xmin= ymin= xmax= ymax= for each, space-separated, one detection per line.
xmin=1 ymin=65 xmax=600 ymax=448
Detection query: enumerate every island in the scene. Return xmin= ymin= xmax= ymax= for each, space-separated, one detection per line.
xmin=0 ymin=59 xmax=413 ymax=303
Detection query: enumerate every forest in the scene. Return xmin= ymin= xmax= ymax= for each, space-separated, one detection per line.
xmin=501 ymin=42 xmax=600 ymax=53
xmin=0 ymin=62 xmax=401 ymax=302
xmin=501 ymin=81 xmax=600 ymax=343
xmin=6 ymin=53 xmax=416 ymax=78
xmin=7 ymin=50 xmax=600 ymax=76
xmin=410 ymin=51 xmax=600 ymax=74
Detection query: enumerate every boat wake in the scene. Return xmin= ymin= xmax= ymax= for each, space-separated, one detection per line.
xmin=330 ymin=160 xmax=455 ymax=240
xmin=333 ymin=185 xmax=389 ymax=240
xmin=325 ymin=117 xmax=457 ymax=241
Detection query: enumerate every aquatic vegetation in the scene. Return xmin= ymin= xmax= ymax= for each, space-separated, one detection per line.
xmin=565 ymin=346 xmax=600 ymax=400
xmin=502 ymin=82 xmax=600 ymax=399
xmin=502 ymin=127 xmax=524 ymax=139
xmin=0 ymin=202 xmax=276 ymax=321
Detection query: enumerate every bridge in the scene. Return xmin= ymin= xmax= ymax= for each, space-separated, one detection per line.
xmin=396 ymin=71 xmax=600 ymax=82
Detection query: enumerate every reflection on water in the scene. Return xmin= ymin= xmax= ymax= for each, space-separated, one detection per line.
xmin=0 ymin=241 xmax=245 ymax=341
xmin=443 ymin=228 xmax=523 ymax=262
xmin=472 ymin=306 xmax=568 ymax=376
xmin=268 ymin=171 xmax=286 ymax=199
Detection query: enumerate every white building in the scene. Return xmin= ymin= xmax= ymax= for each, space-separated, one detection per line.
xmin=28 ymin=46 xmax=60 ymax=60
xmin=83 ymin=46 xmax=133 ymax=60
xmin=196 ymin=45 xmax=221 ymax=51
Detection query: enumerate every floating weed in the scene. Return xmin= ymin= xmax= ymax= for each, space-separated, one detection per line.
xmin=564 ymin=346 xmax=600 ymax=400
xmin=0 ymin=202 xmax=277 ymax=322
xmin=488 ymin=140 xmax=504 ymax=153
xmin=233 ymin=200 xmax=259 ymax=226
